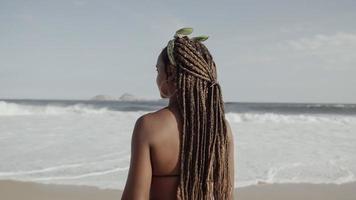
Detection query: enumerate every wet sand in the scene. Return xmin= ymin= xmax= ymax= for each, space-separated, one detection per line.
xmin=0 ymin=179 xmax=355 ymax=200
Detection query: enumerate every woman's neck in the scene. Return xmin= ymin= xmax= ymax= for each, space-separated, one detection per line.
xmin=167 ymin=94 xmax=182 ymax=120
xmin=168 ymin=95 xmax=178 ymax=108
xmin=168 ymin=92 xmax=181 ymax=111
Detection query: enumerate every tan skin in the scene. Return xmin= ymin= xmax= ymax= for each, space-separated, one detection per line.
xmin=121 ymin=53 xmax=235 ymax=200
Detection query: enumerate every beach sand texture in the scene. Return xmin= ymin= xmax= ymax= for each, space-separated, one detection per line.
xmin=0 ymin=180 xmax=355 ymax=200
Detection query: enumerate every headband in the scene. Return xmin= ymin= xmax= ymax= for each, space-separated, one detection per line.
xmin=166 ymin=27 xmax=218 ymax=88
xmin=166 ymin=27 xmax=209 ymax=66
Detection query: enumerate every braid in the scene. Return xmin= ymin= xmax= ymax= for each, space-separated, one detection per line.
xmin=162 ymin=36 xmax=232 ymax=199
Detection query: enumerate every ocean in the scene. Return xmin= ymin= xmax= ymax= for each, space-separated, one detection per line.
xmin=0 ymin=99 xmax=355 ymax=189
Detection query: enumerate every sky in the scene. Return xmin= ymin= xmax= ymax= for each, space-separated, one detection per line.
xmin=1 ymin=0 xmax=355 ymax=103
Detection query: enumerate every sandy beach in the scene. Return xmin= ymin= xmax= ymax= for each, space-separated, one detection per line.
xmin=235 ymin=182 xmax=356 ymax=200
xmin=0 ymin=180 xmax=122 ymax=200
xmin=0 ymin=179 xmax=355 ymax=200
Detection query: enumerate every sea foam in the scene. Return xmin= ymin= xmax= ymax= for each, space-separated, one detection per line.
xmin=0 ymin=101 xmax=111 ymax=116
xmin=0 ymin=100 xmax=355 ymax=189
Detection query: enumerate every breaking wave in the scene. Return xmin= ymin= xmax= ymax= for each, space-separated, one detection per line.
xmin=0 ymin=101 xmax=112 ymax=116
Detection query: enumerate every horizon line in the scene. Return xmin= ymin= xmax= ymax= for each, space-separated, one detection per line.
xmin=1 ymin=98 xmax=355 ymax=105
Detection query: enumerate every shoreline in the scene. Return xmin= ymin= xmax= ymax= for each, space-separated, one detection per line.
xmin=0 ymin=179 xmax=355 ymax=200
xmin=0 ymin=179 xmax=122 ymax=200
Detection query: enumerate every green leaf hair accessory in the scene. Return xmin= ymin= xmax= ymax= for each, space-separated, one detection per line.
xmin=191 ymin=35 xmax=209 ymax=42
xmin=167 ymin=27 xmax=193 ymax=66
xmin=167 ymin=27 xmax=209 ymax=66
xmin=174 ymin=27 xmax=193 ymax=38
xmin=167 ymin=39 xmax=176 ymax=66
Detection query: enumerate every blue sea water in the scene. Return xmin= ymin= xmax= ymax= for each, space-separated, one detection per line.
xmin=0 ymin=99 xmax=355 ymax=189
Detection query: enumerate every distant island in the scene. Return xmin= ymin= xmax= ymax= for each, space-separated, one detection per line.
xmin=90 ymin=95 xmax=118 ymax=101
xmin=90 ymin=93 xmax=162 ymax=102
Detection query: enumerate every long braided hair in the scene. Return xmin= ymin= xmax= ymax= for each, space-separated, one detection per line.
xmin=160 ymin=35 xmax=232 ymax=199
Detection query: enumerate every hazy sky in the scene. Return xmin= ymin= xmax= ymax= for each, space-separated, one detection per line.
xmin=1 ymin=0 xmax=355 ymax=103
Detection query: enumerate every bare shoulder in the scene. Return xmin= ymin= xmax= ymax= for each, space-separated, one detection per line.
xmin=138 ymin=107 xmax=171 ymax=125
xmin=133 ymin=108 xmax=173 ymax=141
xmin=132 ymin=112 xmax=156 ymax=143
xmin=145 ymin=107 xmax=176 ymax=126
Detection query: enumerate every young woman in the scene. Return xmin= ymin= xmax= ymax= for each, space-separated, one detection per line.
xmin=121 ymin=28 xmax=234 ymax=200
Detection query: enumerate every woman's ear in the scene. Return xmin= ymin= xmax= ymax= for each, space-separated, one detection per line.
xmin=166 ymin=64 xmax=177 ymax=82
xmin=166 ymin=73 xmax=177 ymax=89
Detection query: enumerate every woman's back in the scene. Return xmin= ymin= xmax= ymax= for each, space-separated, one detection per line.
xmin=122 ymin=27 xmax=234 ymax=200
xmin=148 ymin=106 xmax=182 ymax=199
xmin=148 ymin=104 xmax=233 ymax=199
